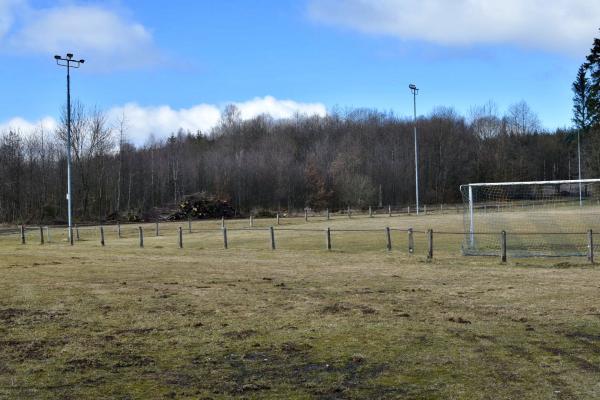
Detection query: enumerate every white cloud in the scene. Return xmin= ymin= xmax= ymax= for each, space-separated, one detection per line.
xmin=0 ymin=116 xmax=57 ymax=135
xmin=233 ymin=96 xmax=327 ymax=120
xmin=1 ymin=2 xmax=159 ymax=69
xmin=308 ymin=0 xmax=600 ymax=55
xmin=1 ymin=97 xmax=328 ymax=145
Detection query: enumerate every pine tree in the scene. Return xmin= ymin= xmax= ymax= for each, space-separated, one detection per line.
xmin=572 ymin=64 xmax=592 ymax=132
xmin=585 ymin=34 xmax=600 ymax=127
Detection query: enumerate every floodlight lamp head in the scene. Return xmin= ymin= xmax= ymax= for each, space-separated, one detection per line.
xmin=409 ymin=84 xmax=417 ymax=90
xmin=67 ymin=53 xmax=73 ymax=59
xmin=79 ymin=59 xmax=85 ymax=64
xmin=54 ymin=55 xmax=61 ymax=60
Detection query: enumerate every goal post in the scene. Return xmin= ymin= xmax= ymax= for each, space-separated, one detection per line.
xmin=460 ymin=179 xmax=600 ymax=257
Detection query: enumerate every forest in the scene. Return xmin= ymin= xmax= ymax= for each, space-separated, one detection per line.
xmin=0 ymin=33 xmax=599 ymax=224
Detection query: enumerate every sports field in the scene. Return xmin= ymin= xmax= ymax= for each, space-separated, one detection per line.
xmin=1 ymin=212 xmax=599 ymax=399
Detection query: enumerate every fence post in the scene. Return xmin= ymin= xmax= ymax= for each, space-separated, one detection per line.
xmin=46 ymin=226 xmax=50 ymax=243
xmin=588 ymin=229 xmax=594 ymax=264
xmin=276 ymin=213 xmax=280 ymax=225
xmin=304 ymin=209 xmax=308 ymax=222
xmin=500 ymin=230 xmax=507 ymax=263
xmin=221 ymin=216 xmax=225 ymax=228
xmin=178 ymin=226 xmax=183 ymax=249
xmin=407 ymin=206 xmax=410 ymax=215
xmin=138 ymin=226 xmax=144 ymax=248
xmin=223 ymin=227 xmax=228 ymax=249
xmin=326 ymin=227 xmax=331 ymax=250
xmin=156 ymin=221 xmax=160 ymax=236
xmin=75 ymin=225 xmax=80 ymax=241
xmin=427 ymin=229 xmax=433 ymax=260
xmin=386 ymin=227 xmax=392 ymax=251
xmin=270 ymin=226 xmax=276 ymax=250
xmin=369 ymin=206 xmax=373 ymax=218
xmin=100 ymin=226 xmax=105 ymax=247
xmin=188 ymin=217 xmax=192 ymax=234
xmin=117 ymin=222 xmax=121 ymax=239
xmin=39 ymin=226 xmax=44 ymax=245
xmin=388 ymin=205 xmax=392 ymax=217
xmin=250 ymin=215 xmax=254 ymax=228
xmin=326 ymin=208 xmax=330 ymax=220
xmin=408 ymin=228 xmax=414 ymax=253
xmin=20 ymin=225 xmax=26 ymax=244
xmin=69 ymin=226 xmax=73 ymax=246
xmin=347 ymin=206 xmax=351 ymax=219
xmin=440 ymin=204 xmax=443 ymax=213
xmin=424 ymin=204 xmax=427 ymax=214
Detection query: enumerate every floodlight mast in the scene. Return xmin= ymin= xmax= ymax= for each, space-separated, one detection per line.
xmin=409 ymin=84 xmax=420 ymax=215
xmin=54 ymin=53 xmax=84 ymax=245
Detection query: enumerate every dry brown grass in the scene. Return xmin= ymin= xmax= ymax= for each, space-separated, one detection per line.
xmin=0 ymin=213 xmax=599 ymax=399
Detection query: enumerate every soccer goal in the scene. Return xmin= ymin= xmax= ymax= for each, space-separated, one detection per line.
xmin=460 ymin=179 xmax=600 ymax=257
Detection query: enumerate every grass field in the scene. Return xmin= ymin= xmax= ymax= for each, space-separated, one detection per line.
xmin=1 ymin=212 xmax=600 ymax=399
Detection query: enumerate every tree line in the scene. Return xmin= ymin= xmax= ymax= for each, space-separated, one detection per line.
xmin=0 ymin=32 xmax=598 ymax=224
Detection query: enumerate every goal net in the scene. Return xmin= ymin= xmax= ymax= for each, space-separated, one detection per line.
xmin=460 ymin=179 xmax=600 ymax=257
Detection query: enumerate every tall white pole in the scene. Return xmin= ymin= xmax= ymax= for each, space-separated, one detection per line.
xmin=578 ymin=130 xmax=582 ymax=207
xmin=411 ymin=86 xmax=420 ymax=215
xmin=66 ymin=63 xmax=73 ymax=245
xmin=468 ymin=185 xmax=475 ymax=248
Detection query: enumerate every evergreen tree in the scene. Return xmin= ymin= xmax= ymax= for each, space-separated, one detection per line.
xmin=572 ymin=64 xmax=592 ymax=132
xmin=585 ymin=33 xmax=600 ymax=127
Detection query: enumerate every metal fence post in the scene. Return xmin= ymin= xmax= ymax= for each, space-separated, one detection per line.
xmin=326 ymin=227 xmax=331 ymax=250
xmin=75 ymin=225 xmax=80 ymax=241
xmin=408 ymin=228 xmax=414 ymax=254
xmin=20 ymin=225 xmax=25 ymax=244
xmin=427 ymin=229 xmax=433 ymax=260
xmin=178 ymin=226 xmax=183 ymax=249
xmin=347 ymin=206 xmax=351 ymax=218
xmin=369 ymin=206 xmax=373 ymax=218
xmin=250 ymin=215 xmax=254 ymax=228
xmin=46 ymin=226 xmax=51 ymax=243
xmin=501 ymin=230 xmax=507 ymax=263
xmin=69 ymin=226 xmax=73 ymax=246
xmin=156 ymin=221 xmax=160 ymax=236
xmin=588 ymin=229 xmax=594 ymax=264
xmin=100 ymin=226 xmax=105 ymax=247
xmin=139 ymin=226 xmax=144 ymax=248
xmin=305 ymin=209 xmax=308 ymax=222
xmin=39 ymin=226 xmax=44 ymax=245
xmin=117 ymin=222 xmax=121 ymax=239
xmin=223 ymin=227 xmax=228 ymax=249
xmin=276 ymin=213 xmax=280 ymax=225
xmin=326 ymin=208 xmax=330 ymax=220
xmin=386 ymin=227 xmax=392 ymax=251
xmin=188 ymin=217 xmax=192 ymax=233
xmin=388 ymin=205 xmax=392 ymax=217
xmin=270 ymin=226 xmax=276 ymax=250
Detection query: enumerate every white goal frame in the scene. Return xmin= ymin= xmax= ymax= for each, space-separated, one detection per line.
xmin=460 ymin=178 xmax=600 ymax=255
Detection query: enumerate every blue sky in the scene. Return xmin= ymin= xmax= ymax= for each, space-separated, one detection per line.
xmin=0 ymin=0 xmax=598 ymax=143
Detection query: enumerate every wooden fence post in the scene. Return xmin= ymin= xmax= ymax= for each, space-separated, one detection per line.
xmin=427 ymin=229 xmax=433 ymax=260
xmin=408 ymin=228 xmax=414 ymax=254
xmin=223 ymin=227 xmax=228 ymax=249
xmin=39 ymin=226 xmax=44 ymax=245
xmin=69 ymin=227 xmax=74 ymax=246
xmin=500 ymin=230 xmax=507 ymax=263
xmin=100 ymin=226 xmax=105 ymax=247
xmin=326 ymin=227 xmax=331 ymax=250
xmin=270 ymin=226 xmax=276 ymax=250
xmin=386 ymin=227 xmax=392 ymax=251
xmin=156 ymin=222 xmax=160 ymax=236
xmin=139 ymin=226 xmax=144 ymax=248
xmin=178 ymin=227 xmax=183 ymax=249
xmin=588 ymin=229 xmax=594 ymax=264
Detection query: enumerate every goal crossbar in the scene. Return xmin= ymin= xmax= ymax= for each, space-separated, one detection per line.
xmin=460 ymin=178 xmax=600 ymax=189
